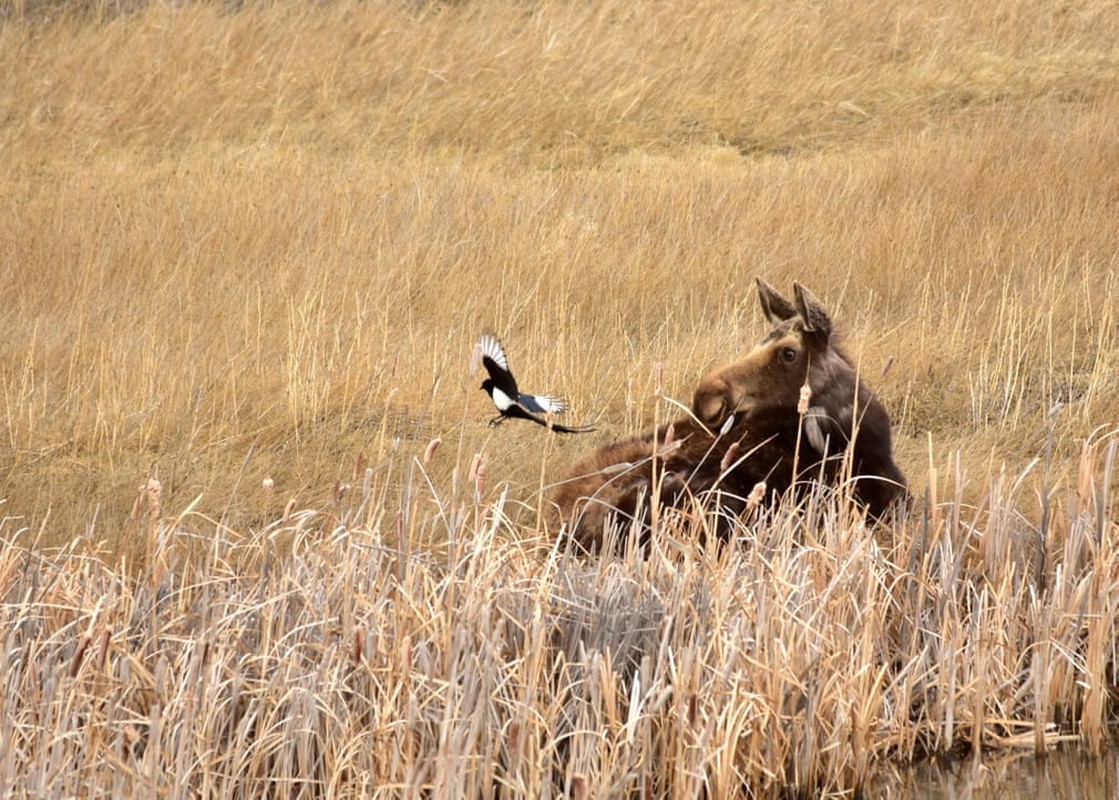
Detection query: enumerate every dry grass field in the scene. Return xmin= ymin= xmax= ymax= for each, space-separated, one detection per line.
xmin=1 ymin=0 xmax=1118 ymax=796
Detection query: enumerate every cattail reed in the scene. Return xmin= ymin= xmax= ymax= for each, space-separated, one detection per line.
xmin=798 ymin=382 xmax=812 ymax=416
xmin=68 ymin=634 xmax=92 ymax=678
xmin=2 ymin=1 xmax=1117 ymax=797
xmin=1 ymin=440 xmax=1116 ymax=797
xmin=352 ymin=628 xmax=364 ymax=665
xmin=468 ymin=452 xmax=488 ymax=497
xmin=720 ymin=441 xmax=741 ymax=473
xmin=423 ymin=438 xmax=442 ymax=467
xmin=746 ymin=481 xmax=767 ymax=512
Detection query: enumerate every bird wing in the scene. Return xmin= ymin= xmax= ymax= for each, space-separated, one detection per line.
xmin=477 ymin=330 xmax=509 ymax=371
xmin=518 ymin=393 xmax=567 ymax=415
xmin=477 ymin=330 xmax=520 ymax=397
xmin=476 ymin=330 xmax=585 ymax=428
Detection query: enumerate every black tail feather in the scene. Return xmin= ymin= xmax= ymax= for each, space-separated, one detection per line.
xmin=503 ymin=404 xmax=595 ymax=434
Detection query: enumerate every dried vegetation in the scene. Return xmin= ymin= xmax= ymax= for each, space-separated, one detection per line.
xmin=1 ymin=0 xmax=1118 ymax=795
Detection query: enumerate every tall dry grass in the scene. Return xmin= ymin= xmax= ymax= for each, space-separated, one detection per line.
xmin=1 ymin=0 xmax=1117 ymax=543
xmin=1 ymin=433 xmax=1116 ymax=797
xmin=1 ymin=0 xmax=1118 ymax=793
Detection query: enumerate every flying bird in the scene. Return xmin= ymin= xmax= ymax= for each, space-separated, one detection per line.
xmin=475 ymin=330 xmax=595 ymax=434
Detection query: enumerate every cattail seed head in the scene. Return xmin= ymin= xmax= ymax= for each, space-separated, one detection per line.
xmin=145 ymin=476 xmax=162 ymax=518
xmin=573 ymin=775 xmax=587 ymax=800
xmin=507 ymin=721 xmax=522 ymax=765
xmin=747 ymin=481 xmax=767 ymax=511
xmin=69 ymin=635 xmax=92 ymax=678
xmin=353 ymin=629 xmax=364 ymax=665
xmin=469 ymin=452 xmax=488 ymax=496
xmin=476 ymin=460 xmax=488 ymax=496
xmin=798 ymin=382 xmax=812 ymax=415
xmin=97 ymin=627 xmax=112 ymax=672
xmin=423 ymin=437 xmax=442 ymax=467
xmin=720 ymin=442 xmax=741 ymax=472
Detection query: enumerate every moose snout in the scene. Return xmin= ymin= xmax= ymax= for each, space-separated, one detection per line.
xmin=693 ymin=377 xmax=732 ymax=427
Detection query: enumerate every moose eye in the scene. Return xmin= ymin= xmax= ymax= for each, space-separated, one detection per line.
xmin=779 ymin=347 xmax=798 ymax=364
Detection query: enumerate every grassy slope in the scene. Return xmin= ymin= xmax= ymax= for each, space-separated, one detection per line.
xmin=0 ymin=0 xmax=1118 ymax=795
xmin=1 ymin=0 xmax=1116 ymax=544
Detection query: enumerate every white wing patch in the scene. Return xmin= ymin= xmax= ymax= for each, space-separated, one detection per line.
xmin=477 ymin=331 xmax=509 ymax=371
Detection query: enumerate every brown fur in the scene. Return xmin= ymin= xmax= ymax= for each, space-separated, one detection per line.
xmin=553 ymin=279 xmax=908 ymax=553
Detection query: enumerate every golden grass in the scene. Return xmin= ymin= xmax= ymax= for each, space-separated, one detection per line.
xmin=1 ymin=0 xmax=1118 ymax=794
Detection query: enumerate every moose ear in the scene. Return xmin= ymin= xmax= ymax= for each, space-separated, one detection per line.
xmin=756 ymin=277 xmax=797 ymax=324
xmin=792 ymin=283 xmax=832 ymax=339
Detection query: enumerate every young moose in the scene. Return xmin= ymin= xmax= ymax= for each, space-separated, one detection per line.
xmin=553 ymin=279 xmax=907 ymax=552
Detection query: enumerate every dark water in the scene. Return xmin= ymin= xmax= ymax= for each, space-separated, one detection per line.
xmin=870 ymin=748 xmax=1119 ymax=799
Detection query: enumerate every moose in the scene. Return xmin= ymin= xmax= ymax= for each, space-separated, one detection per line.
xmin=552 ymin=278 xmax=908 ymax=552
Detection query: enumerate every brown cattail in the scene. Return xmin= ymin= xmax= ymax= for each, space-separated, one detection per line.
xmin=572 ymin=775 xmax=587 ymax=800
xmin=401 ymin=635 xmax=413 ymax=674
xmin=69 ymin=634 xmax=92 ymax=678
xmin=145 ymin=476 xmax=162 ymax=521
xmin=798 ymin=382 xmax=812 ymax=415
xmin=475 ymin=457 xmax=488 ymax=496
xmin=130 ymin=473 xmax=163 ymax=521
xmin=746 ymin=481 xmax=767 ymax=512
xmin=352 ymin=629 xmax=364 ymax=665
xmin=97 ymin=626 xmax=112 ymax=673
xmin=881 ymin=354 xmax=896 ymax=378
xmin=423 ymin=437 xmax=442 ymax=467
xmin=720 ymin=442 xmax=741 ymax=472
xmin=507 ymin=721 xmax=522 ymax=768
xmin=469 ymin=452 xmax=489 ymax=496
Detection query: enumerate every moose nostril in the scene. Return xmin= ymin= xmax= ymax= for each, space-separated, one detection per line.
xmin=694 ymin=390 xmax=726 ymax=426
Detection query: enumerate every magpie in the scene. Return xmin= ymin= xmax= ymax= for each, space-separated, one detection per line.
xmin=475 ymin=330 xmax=595 ymax=434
